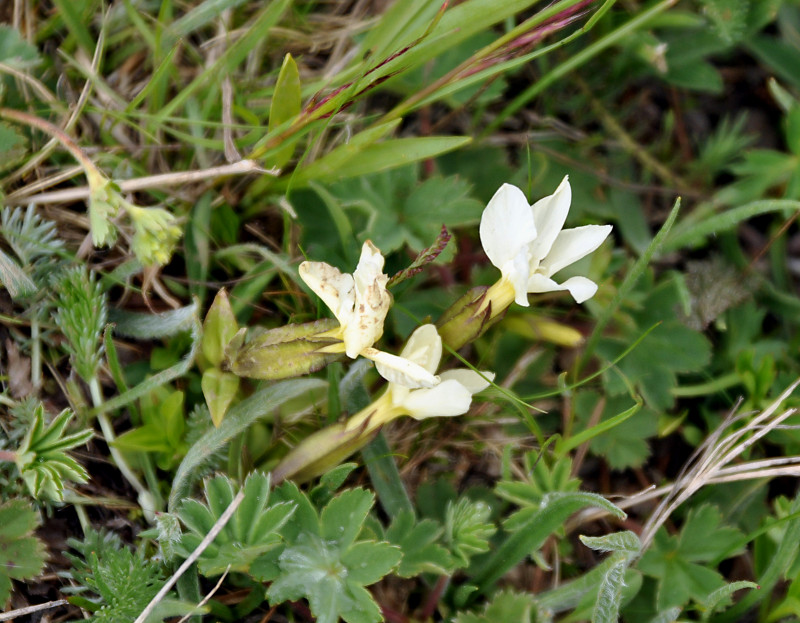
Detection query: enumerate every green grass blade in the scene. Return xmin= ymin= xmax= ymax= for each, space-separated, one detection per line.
xmin=662 ymin=199 xmax=800 ymax=254
xmin=485 ymin=0 xmax=677 ymax=135
xmin=156 ymin=0 xmax=292 ymax=122
xmin=579 ymin=197 xmax=681 ymax=373
xmin=471 ymin=492 xmax=625 ymax=595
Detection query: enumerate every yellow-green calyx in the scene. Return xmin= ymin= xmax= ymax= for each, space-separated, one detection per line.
xmin=226 ymin=318 xmax=344 ymax=380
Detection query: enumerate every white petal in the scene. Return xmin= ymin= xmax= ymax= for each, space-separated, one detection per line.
xmin=529 ymin=176 xmax=571 ymax=262
xmin=343 ymin=240 xmax=392 ymax=358
xmin=365 ymin=348 xmax=440 ymax=388
xmin=299 ymin=261 xmax=354 ymax=326
xmin=399 ymin=324 xmax=442 ymax=374
xmin=353 ymin=241 xmax=386 ymax=290
xmin=506 ymin=252 xmax=532 ymax=307
xmin=402 ymin=380 xmax=473 ymax=419
xmin=440 ymin=369 xmax=495 ymax=394
xmin=539 ymin=224 xmax=612 ymax=277
xmin=527 ymin=274 xmax=599 ymax=303
xmin=479 ymin=184 xmax=537 ymax=272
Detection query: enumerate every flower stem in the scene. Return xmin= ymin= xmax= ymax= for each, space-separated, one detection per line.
xmin=0 ymin=107 xmax=101 ymax=176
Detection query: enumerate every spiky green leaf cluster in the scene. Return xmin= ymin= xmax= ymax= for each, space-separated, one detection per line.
xmin=53 ymin=266 xmax=107 ymax=383
xmin=0 ymin=499 xmax=47 ymax=607
xmin=0 ymin=205 xmax=64 ymax=299
xmin=177 ymin=471 xmax=294 ymax=576
xmin=445 ymin=498 xmax=495 ymax=568
xmin=15 ymin=403 xmax=92 ymax=501
xmin=65 ymin=529 xmax=166 ymax=622
xmin=251 ymin=482 xmax=402 ymax=623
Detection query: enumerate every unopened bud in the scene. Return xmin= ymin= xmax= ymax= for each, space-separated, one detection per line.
xmin=436 ymin=286 xmax=505 ymax=351
xmin=226 ymin=318 xmax=344 ymax=380
xmin=202 ymin=289 xmax=239 ymax=368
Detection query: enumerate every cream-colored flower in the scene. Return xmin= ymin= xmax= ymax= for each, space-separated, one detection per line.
xmin=271 ymin=324 xmax=494 ymax=484
xmin=479 ymin=177 xmax=613 ymax=305
xmin=300 ymin=241 xmax=438 ymax=387
xmin=373 ymin=324 xmax=494 ymax=420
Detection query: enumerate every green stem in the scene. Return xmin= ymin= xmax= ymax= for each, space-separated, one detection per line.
xmin=31 ymin=314 xmax=41 ymax=390
xmin=671 ymin=373 xmax=740 ymax=397
xmin=89 ymin=376 xmax=155 ymax=516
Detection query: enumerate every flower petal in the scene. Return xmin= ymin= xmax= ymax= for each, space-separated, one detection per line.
xmin=479 ymin=184 xmax=537 ymax=272
xmin=402 ymin=379 xmax=473 ymax=419
xmin=364 ymin=347 xmax=440 ymax=388
xmin=527 ymin=274 xmax=599 ymax=303
xmin=299 ymin=261 xmax=355 ymax=326
xmin=399 ymin=324 xmax=442 ymax=375
xmin=529 ymin=176 xmax=571 ymax=262
xmin=539 ymin=224 xmax=613 ymax=277
xmin=439 ymin=369 xmax=495 ymax=394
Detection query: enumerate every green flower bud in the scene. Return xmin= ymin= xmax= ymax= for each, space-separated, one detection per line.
xmin=202 ymin=289 xmax=239 ymax=368
xmin=226 ymin=318 xmax=344 ymax=380
xmin=87 ymin=175 xmax=120 ymax=247
xmin=126 ymin=204 xmax=182 ymax=266
xmin=436 ymin=285 xmax=505 ymax=351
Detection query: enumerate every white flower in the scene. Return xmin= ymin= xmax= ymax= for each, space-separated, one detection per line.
xmin=479 ymin=176 xmax=612 ymax=305
xmin=375 ymin=324 xmax=494 ymax=420
xmin=300 ymin=241 xmax=439 ymax=387
xmin=300 ymin=240 xmax=392 ymax=359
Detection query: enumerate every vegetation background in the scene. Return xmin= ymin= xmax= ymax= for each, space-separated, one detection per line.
xmin=3 ymin=0 xmax=800 ymax=621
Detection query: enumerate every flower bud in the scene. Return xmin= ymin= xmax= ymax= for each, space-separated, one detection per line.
xmin=226 ymin=318 xmax=344 ymax=380
xmin=436 ymin=286 xmax=505 ymax=351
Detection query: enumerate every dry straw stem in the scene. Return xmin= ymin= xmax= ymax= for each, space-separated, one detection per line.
xmin=133 ymin=489 xmax=245 ymax=623
xmin=569 ymin=379 xmax=800 ymax=550
xmin=0 ymin=599 xmax=69 ymax=621
xmin=4 ymin=159 xmax=272 ymax=206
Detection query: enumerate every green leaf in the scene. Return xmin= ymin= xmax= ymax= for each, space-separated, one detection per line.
xmin=169 ymin=378 xmax=326 ymax=511
xmin=580 ymin=531 xmax=641 ymax=556
xmin=178 ymin=472 xmax=294 ymax=576
xmin=320 ymin=488 xmax=374 ymax=549
xmin=454 ymin=588 xmax=537 ymax=623
xmin=0 ymin=500 xmax=46 ymax=606
xmin=15 ymin=405 xmax=92 ymax=501
xmin=472 ymin=491 xmax=624 ymax=593
xmin=700 ymin=581 xmax=758 ymax=620
xmin=109 ymin=302 xmax=198 ymax=340
xmin=0 ymin=247 xmax=37 ymax=298
xmin=446 ymin=498 xmax=495 ymax=568
xmin=593 ymin=555 xmax=628 ymax=623
xmin=0 ymin=24 xmax=40 ymax=69
xmin=268 ymin=53 xmax=302 ymax=169
xmin=201 ymin=368 xmax=240 ymax=427
xmin=385 ymin=511 xmax=453 ymax=577
xmin=65 ymin=529 xmax=174 ymax=621
xmin=748 ymin=35 xmax=800 ymax=90
xmin=260 ymin=486 xmax=401 ymax=623
xmin=284 ymin=120 xmax=401 ymax=187
xmin=638 ymin=505 xmax=744 ymax=611
xmin=331 ymin=136 xmax=471 ymax=183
